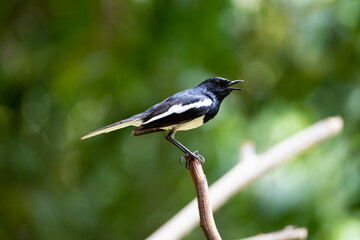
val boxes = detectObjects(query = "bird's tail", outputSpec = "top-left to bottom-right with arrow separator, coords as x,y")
81,114 -> 144,140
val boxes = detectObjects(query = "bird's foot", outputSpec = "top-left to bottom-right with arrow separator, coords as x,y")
179,150 -> 205,168
193,150 -> 205,164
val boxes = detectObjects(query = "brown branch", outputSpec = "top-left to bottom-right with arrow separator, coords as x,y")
188,157 -> 221,240
240,226 -> 308,240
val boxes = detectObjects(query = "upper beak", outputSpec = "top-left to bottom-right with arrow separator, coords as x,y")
227,80 -> 244,90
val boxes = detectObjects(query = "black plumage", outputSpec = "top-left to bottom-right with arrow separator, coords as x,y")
81,77 -> 243,166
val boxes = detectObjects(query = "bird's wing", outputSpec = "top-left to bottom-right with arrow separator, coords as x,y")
136,93 -> 213,131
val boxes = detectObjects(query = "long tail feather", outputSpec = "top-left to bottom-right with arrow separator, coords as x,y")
81,115 -> 143,140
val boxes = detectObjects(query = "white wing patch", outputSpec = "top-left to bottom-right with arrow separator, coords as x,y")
143,98 -> 213,124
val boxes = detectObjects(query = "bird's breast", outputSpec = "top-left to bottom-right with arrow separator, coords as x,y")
161,116 -> 205,132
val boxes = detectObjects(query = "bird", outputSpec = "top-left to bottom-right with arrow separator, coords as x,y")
81,77 -> 243,167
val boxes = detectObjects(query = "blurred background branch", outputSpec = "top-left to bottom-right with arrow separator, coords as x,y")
148,116 -> 343,239
240,226 -> 308,240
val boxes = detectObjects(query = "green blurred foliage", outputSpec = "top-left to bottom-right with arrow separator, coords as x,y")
1,0 -> 360,239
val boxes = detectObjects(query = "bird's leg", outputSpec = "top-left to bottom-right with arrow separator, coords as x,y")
165,130 -> 205,167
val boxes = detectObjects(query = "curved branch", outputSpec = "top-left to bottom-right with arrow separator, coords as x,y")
188,157 -> 221,240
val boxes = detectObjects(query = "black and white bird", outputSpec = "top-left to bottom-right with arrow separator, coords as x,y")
81,77 -> 243,166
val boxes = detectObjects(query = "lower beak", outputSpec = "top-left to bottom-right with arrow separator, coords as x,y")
227,80 -> 244,90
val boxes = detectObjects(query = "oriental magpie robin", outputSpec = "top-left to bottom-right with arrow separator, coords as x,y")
81,77 -> 243,166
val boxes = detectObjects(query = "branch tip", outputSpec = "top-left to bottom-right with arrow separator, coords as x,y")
326,116 -> 343,134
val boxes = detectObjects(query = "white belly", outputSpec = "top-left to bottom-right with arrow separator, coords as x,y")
161,116 -> 205,132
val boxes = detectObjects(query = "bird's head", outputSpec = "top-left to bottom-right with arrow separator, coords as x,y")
198,77 -> 243,100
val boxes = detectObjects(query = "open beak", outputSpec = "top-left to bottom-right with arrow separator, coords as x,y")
227,80 -> 244,90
